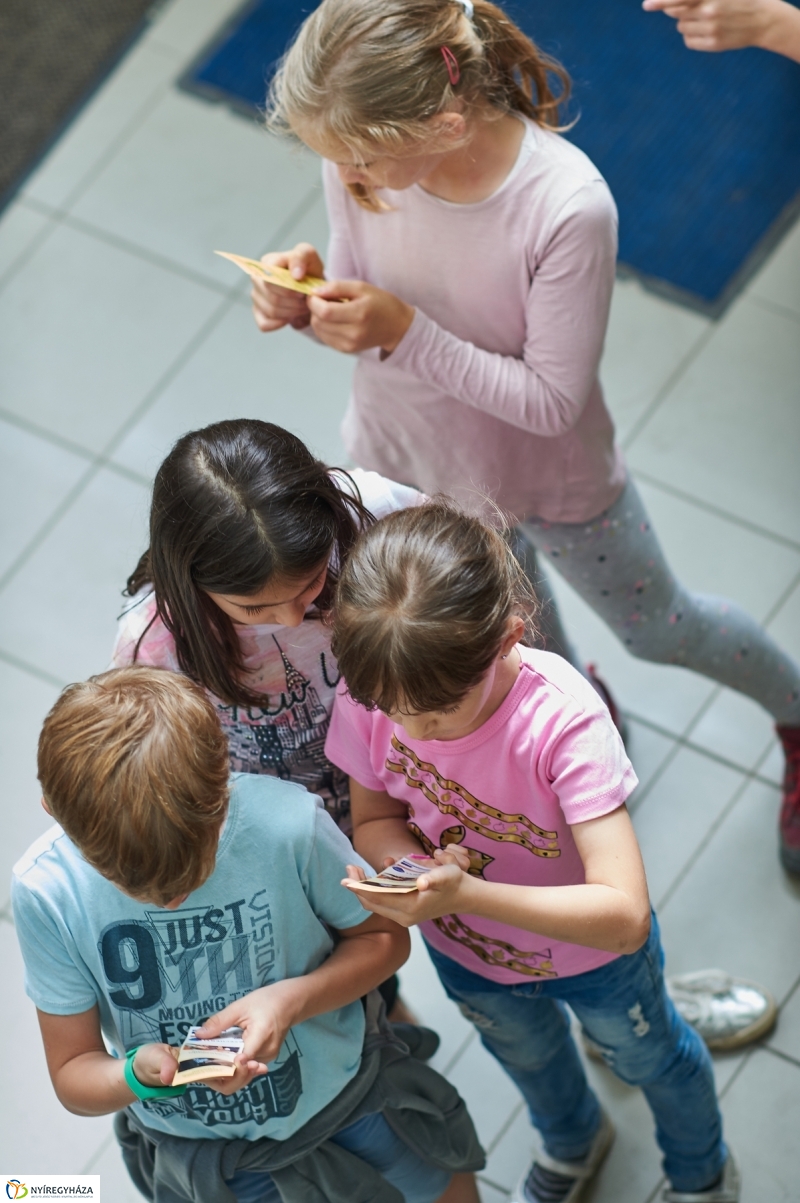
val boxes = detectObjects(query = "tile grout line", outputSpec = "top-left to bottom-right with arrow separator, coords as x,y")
81,1130 -> 116,1176
620,323 -> 716,453
0,80 -> 172,300
763,1045 -> 800,1072
0,648 -> 69,689
0,186 -> 324,600
746,292 -> 800,327
624,710 -> 778,790
0,461 -> 103,596
0,408 -> 151,488
23,200 -> 236,298
630,470 -> 800,555
484,1099 -> 525,1156
655,740 -> 774,913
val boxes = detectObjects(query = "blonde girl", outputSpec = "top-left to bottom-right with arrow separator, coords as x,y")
249,0 -> 800,885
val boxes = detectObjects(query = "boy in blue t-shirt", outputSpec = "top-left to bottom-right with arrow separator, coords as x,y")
12,667 -> 481,1203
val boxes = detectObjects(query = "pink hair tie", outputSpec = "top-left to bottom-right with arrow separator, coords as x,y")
440,45 -> 460,86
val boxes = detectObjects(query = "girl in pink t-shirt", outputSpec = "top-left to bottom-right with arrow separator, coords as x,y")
249,0 -> 800,876
325,502 -> 738,1203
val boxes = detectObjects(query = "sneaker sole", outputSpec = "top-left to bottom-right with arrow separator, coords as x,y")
702,994 -> 778,1052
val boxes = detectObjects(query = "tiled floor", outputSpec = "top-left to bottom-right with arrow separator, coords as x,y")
1,0 -> 799,1197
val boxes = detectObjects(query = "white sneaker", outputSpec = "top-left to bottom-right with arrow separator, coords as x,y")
581,971 -> 776,1060
663,1148 -> 740,1202
510,1107 -> 615,1203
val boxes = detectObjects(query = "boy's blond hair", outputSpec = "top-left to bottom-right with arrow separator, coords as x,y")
37,667 -> 229,907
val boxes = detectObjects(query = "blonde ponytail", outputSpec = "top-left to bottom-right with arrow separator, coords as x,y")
267,0 -> 571,210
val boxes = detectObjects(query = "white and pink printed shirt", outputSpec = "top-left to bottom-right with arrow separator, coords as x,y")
112,470 -> 422,834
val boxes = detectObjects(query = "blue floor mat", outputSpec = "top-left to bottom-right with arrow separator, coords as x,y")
181,0 -> 800,315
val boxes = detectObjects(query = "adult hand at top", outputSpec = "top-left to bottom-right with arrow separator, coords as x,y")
642,0 -> 800,61
251,242 -> 325,333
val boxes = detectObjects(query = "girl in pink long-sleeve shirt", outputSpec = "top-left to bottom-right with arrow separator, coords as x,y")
250,0 -> 800,881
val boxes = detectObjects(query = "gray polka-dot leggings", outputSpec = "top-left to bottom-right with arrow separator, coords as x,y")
513,476 -> 800,726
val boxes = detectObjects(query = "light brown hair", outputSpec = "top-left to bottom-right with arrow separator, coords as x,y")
331,499 -> 537,713
37,667 -> 230,906
267,0 -> 572,210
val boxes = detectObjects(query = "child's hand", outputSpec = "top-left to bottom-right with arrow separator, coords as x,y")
308,280 -> 415,354
342,847 -> 473,927
251,243 -> 324,332
191,982 -> 301,1094
131,1043 -> 180,1089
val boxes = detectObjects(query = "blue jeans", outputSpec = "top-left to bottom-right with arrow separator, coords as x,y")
226,1110 -> 451,1203
427,912 -> 726,1194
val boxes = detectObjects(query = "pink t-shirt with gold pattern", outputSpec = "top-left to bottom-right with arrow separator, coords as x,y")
325,646 -> 638,982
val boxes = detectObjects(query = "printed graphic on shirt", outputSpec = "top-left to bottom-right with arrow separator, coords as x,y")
218,639 -> 350,830
408,822 -> 495,878
433,913 -> 557,979
97,891 -> 303,1128
387,735 -> 562,857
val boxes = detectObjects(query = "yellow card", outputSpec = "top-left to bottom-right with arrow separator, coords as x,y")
215,251 -> 327,295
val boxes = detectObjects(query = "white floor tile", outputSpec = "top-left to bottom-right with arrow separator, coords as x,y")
746,216 -> 800,322
0,919 -> 114,1172
0,662 -> 62,912
687,688 -> 777,775
632,746 -> 746,907
627,297 -> 800,544
657,778 -> 799,1001
22,39 -> 181,212
84,1135 -> 146,1201
143,0 -> 250,60
0,220 -> 222,454
0,467 -> 150,684
767,977 -> 800,1062
445,1033 -> 526,1151
110,306 -> 353,480
717,1049 -> 800,1201
545,566 -> 717,737
0,421 -> 91,579
397,929 -> 475,1074
765,576 -> 800,665
765,974 -> 800,1069
602,277 -> 709,443
634,479 -> 800,623
624,719 -> 677,802
70,89 -> 322,287
0,201 -> 52,284
477,1178 -> 510,1203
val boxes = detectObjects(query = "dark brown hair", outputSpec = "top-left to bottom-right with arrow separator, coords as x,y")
331,499 -> 537,713
267,0 -> 572,211
38,668 -> 229,906
126,420 -> 374,706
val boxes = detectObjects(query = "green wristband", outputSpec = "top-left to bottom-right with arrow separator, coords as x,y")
123,1046 -> 186,1100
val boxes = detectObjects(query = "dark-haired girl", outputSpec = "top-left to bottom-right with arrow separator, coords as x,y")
112,419 -> 423,1020
327,502 -> 739,1203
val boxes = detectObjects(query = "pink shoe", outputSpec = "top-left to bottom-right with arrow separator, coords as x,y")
776,724 -> 800,875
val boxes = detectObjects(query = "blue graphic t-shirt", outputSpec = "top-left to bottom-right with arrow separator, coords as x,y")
12,773 -> 373,1141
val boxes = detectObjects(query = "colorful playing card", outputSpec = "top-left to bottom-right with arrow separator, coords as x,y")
343,856 -> 436,894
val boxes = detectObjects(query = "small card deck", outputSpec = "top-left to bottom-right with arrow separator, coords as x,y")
344,856 -> 436,894
172,1025 -> 245,1086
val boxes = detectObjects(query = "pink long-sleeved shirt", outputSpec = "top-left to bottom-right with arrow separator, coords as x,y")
323,119 -> 626,524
